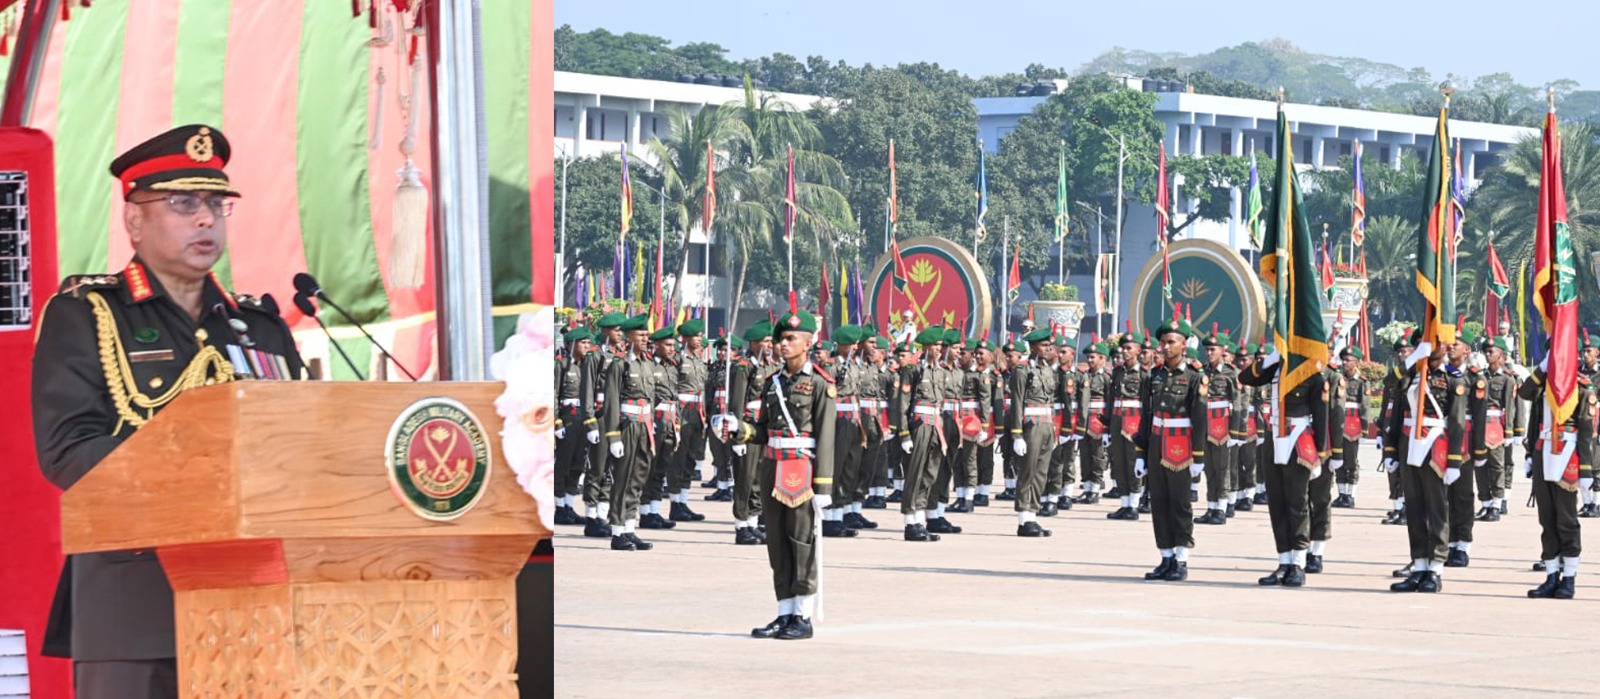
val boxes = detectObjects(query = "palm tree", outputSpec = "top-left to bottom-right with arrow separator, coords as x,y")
716,80 -> 853,329
1471,123 -> 1600,324
1359,215 -> 1420,324
644,107 -> 741,314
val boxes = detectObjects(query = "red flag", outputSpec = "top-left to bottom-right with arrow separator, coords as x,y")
819,264 -> 831,339
783,144 -> 797,244
1006,245 -> 1021,301
1320,239 -> 1335,296
1156,141 -> 1172,303
650,242 -> 665,330
1535,108 -> 1579,427
890,238 -> 909,291
888,139 -> 898,224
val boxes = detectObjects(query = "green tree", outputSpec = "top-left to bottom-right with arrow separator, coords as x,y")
642,106 -> 742,312
554,153 -> 665,298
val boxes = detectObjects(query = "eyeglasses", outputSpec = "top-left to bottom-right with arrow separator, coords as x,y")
131,193 -> 235,217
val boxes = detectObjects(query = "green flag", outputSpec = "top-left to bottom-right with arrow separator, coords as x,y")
1246,151 -> 1264,249
1054,139 -> 1068,242
1416,106 -> 1454,348
1259,107 -> 1328,421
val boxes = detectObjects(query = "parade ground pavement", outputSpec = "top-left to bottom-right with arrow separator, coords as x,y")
555,443 -> 1597,698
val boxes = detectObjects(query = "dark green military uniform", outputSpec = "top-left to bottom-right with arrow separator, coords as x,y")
1471,338 -> 1520,519
33,260 -> 306,676
928,329 -> 965,525
1134,319 -> 1210,580
705,338 -> 740,503
865,339 -> 896,505
1238,351 -> 1328,584
825,326 -> 866,536
1520,365 -> 1591,596
1379,339 -> 1413,524
667,321 -> 709,521
1387,353 -> 1468,591
1199,332 -> 1239,522
1309,366 -> 1339,545
892,328 -> 951,541
1331,349 -> 1368,505
555,327 -> 597,525
1107,333 -> 1149,519
1047,344 -> 1078,508
739,309 -> 835,640
954,339 -> 996,510
582,315 -> 627,532
639,327 -> 682,530
603,314 -> 669,550
1076,344 -> 1112,502
1444,331 -> 1486,560
1006,328 -> 1059,536
729,323 -> 775,542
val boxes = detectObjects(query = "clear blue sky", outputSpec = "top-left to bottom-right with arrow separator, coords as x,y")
555,0 -> 1600,91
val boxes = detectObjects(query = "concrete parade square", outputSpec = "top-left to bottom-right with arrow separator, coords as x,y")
557,443 -> 1597,699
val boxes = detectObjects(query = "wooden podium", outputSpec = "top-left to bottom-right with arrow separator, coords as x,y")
59,381 -> 549,698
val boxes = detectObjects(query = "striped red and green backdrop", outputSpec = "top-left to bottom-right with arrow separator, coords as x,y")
2,0 -> 554,377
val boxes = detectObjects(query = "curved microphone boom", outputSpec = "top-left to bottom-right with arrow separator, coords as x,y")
296,291 -> 366,381
293,272 -> 418,380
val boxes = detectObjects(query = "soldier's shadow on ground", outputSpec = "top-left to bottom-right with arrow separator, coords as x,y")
553,623 -> 752,639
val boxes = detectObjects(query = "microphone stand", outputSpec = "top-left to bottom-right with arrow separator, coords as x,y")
314,291 -> 420,380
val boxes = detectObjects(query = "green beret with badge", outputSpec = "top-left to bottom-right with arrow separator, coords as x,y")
742,322 -> 772,343
565,327 -> 594,344
943,327 -> 962,346
915,327 -> 946,346
773,309 -> 818,339
1023,327 -> 1052,344
597,312 -> 626,329
1341,346 -> 1363,360
1153,317 -> 1193,340
649,326 -> 675,342
620,313 -> 650,332
677,319 -> 704,337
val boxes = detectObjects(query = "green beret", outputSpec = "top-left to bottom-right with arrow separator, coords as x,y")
596,312 -> 626,329
620,313 -> 650,332
565,327 -> 594,344
1118,332 -> 1141,347
915,327 -> 946,346
1488,337 -> 1512,353
774,310 -> 818,338
1245,342 -> 1260,354
677,319 -> 704,337
1088,342 -> 1109,356
1341,346 -> 1363,360
1023,328 -> 1052,344
1408,328 -> 1423,346
875,336 -> 891,351
943,328 -> 961,346
817,340 -> 836,351
862,324 -> 878,337
742,322 -> 772,343
1586,332 -> 1600,350
729,336 -> 746,350
1054,334 -> 1071,347
1153,318 -> 1193,340
649,326 -> 675,342
1456,327 -> 1480,346
1141,332 -> 1156,349
1185,347 -> 1200,360
896,342 -> 915,354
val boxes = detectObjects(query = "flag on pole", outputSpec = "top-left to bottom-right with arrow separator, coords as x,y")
703,140 -> 716,235
1350,140 -> 1367,246
1095,254 -> 1115,315
1260,106 -> 1329,430
889,139 -> 898,226
783,144 -> 797,245
1007,245 -> 1022,302
620,144 -> 633,235
1411,101 -> 1455,438
839,263 -> 850,326
1156,141 -> 1172,303
819,262 -> 831,328
1321,239 -> 1335,300
1534,105 -> 1579,427
1451,138 -> 1467,247
633,244 -> 647,306
891,238 -> 909,291
1487,240 -> 1510,299
649,241 -> 664,330
1245,150 -> 1264,250
1054,139 -> 1068,242
1518,258 -> 1531,362
851,263 -> 865,325
976,139 -> 989,244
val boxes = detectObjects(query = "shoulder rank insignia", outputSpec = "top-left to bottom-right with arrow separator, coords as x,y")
58,274 -> 120,298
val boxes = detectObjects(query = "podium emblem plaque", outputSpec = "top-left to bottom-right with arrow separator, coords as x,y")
386,396 -> 493,521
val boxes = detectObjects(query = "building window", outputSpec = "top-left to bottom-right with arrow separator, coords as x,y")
686,242 -> 727,276
1379,145 -> 1391,163
1300,138 -> 1313,164
1339,141 -> 1351,158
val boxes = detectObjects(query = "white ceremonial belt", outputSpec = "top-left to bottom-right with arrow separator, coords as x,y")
746,401 -> 763,410
678,394 -> 702,403
1402,418 -> 1446,467
1486,408 -> 1504,419
560,399 -> 582,407
913,406 -> 942,417
1152,417 -> 1191,428
1343,401 -> 1361,409
941,402 -> 957,412
1114,400 -> 1141,408
1285,416 -> 1312,427
1273,417 -> 1312,464
620,404 -> 651,416
837,405 -> 859,413
768,437 -> 816,449
1402,417 -> 1445,429
1088,401 -> 1107,409
1206,400 -> 1231,410
859,400 -> 881,409
959,401 -> 981,409
714,390 -> 728,400
1024,407 -> 1053,417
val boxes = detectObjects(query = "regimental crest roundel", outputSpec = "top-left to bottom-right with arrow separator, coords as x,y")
385,397 -> 493,521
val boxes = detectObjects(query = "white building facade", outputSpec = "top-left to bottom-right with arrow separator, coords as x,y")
976,87 -> 1538,324
553,71 -> 825,331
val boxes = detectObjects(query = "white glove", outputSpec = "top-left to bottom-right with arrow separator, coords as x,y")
1330,459 -> 1343,471
1474,459 -> 1486,468
1226,438 -> 1242,447
901,438 -> 914,454
1405,341 -> 1432,369
978,431 -> 990,443
732,444 -> 748,456
1013,438 -> 1028,456
1102,434 -> 1112,448
1525,457 -> 1533,478
1262,348 -> 1282,368
1310,466 -> 1323,480
609,441 -> 625,459
811,493 -> 832,514
1058,435 -> 1071,445
1539,354 -> 1549,373
1383,458 -> 1399,473
586,429 -> 600,444
1189,462 -> 1205,478
1134,458 -> 1147,479
1255,437 -> 1265,446
555,426 -> 566,440
1444,467 -> 1461,485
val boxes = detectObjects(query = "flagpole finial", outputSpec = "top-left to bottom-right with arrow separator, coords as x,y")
1548,86 -> 1557,113
1276,86 -> 1284,106
1440,77 -> 1455,105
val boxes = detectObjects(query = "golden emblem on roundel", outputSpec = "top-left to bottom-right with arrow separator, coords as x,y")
186,127 -> 214,163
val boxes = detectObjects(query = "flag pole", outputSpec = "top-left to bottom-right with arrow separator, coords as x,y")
1002,215 -> 1010,341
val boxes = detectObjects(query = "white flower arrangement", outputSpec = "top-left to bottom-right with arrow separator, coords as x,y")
490,307 -> 555,531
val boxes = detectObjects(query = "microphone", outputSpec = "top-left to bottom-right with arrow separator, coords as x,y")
296,291 -> 366,381
293,272 -> 418,380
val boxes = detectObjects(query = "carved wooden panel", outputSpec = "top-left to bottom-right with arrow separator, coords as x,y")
177,586 -> 295,698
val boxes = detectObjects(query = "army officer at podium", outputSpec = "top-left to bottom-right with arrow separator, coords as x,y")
31,125 -> 304,698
